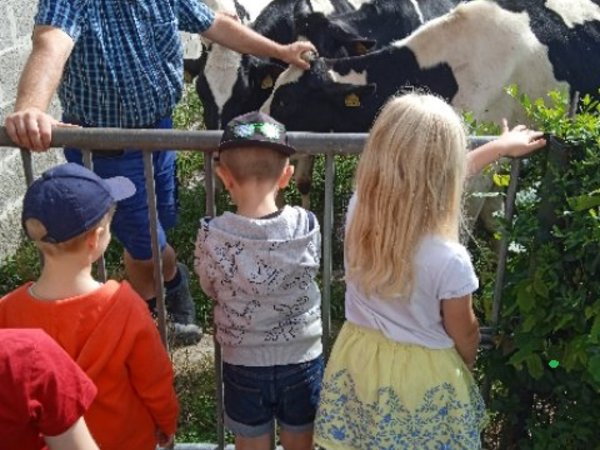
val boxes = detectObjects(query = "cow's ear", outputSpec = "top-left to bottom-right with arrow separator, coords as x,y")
293,0 -> 314,22
252,62 -> 286,90
324,83 -> 377,107
345,39 -> 377,56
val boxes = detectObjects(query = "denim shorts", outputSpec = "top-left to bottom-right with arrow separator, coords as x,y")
64,117 -> 177,260
223,355 -> 324,437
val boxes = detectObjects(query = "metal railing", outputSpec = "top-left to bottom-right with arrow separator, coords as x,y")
0,127 -> 508,449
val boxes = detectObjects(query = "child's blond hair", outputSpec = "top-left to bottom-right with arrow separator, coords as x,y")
218,146 -> 288,183
345,93 -> 467,300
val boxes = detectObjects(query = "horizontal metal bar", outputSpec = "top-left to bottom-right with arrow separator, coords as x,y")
0,127 -> 496,154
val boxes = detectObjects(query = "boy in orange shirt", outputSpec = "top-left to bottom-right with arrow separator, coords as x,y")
0,163 -> 179,450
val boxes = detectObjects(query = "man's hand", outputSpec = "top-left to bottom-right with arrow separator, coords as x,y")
4,107 -> 59,152
202,14 -> 317,70
278,41 -> 318,70
6,25 -> 74,152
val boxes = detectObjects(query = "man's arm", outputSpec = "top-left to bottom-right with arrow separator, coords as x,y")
201,12 -> 316,70
4,25 -> 74,151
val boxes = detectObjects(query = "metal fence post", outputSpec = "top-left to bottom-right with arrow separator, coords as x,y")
322,153 -> 335,355
143,151 -> 169,350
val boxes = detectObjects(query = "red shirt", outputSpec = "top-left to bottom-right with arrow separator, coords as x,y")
0,281 -> 179,450
0,328 -> 97,450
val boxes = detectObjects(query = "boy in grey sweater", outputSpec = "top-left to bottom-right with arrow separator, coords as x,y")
194,111 -> 322,450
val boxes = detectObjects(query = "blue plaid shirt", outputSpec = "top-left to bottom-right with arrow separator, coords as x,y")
36,0 -> 215,127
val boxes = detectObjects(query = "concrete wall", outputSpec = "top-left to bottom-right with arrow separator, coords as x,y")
0,9 -> 202,262
0,0 -> 64,261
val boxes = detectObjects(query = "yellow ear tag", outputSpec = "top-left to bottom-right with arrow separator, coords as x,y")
261,75 -> 274,89
355,42 -> 369,55
345,93 -> 361,107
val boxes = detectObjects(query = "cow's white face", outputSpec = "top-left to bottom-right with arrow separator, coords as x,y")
545,0 -> 600,28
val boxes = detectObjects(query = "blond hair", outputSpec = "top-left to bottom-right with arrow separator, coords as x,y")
25,207 -> 115,256
218,146 -> 288,183
345,93 -> 467,300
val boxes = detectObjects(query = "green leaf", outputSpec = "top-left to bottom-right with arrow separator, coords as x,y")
554,314 -> 574,332
493,173 -> 511,187
588,355 -> 600,384
522,314 -> 538,332
526,354 -> 544,379
590,315 -> 600,342
567,194 -> 600,211
533,271 -> 549,299
585,304 -> 600,319
517,283 -> 536,312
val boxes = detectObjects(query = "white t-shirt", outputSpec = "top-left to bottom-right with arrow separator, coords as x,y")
344,195 -> 479,349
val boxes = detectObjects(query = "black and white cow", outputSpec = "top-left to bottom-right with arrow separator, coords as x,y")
262,0 -> 600,220
293,0 -> 461,58
187,0 -> 361,130
265,0 -> 600,130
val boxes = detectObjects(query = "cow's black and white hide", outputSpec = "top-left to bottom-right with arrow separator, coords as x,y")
286,0 -> 462,203
293,0 -> 461,58
266,0 -> 600,129
186,0 -> 362,130
262,0 -> 600,225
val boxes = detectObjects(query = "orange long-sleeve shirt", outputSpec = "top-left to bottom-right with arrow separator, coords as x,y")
0,280 -> 179,450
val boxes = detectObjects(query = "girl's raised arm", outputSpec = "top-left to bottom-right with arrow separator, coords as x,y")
467,119 -> 546,176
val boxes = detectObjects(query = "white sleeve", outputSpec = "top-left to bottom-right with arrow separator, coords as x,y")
437,246 -> 479,300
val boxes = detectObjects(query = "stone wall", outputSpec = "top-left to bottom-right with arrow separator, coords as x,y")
0,0 -> 63,261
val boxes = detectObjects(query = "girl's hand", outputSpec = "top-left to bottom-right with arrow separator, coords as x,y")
497,118 -> 547,158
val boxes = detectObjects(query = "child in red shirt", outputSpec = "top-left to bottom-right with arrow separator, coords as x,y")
0,328 -> 98,450
0,163 -> 179,450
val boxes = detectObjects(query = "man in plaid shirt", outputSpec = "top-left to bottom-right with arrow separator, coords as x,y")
5,0 -> 315,346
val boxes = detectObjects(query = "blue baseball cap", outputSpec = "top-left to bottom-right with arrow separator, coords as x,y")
22,163 -> 136,243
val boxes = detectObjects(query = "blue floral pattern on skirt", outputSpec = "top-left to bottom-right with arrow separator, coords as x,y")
315,369 -> 485,450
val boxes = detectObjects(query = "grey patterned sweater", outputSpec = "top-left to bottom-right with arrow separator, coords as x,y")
194,205 -> 322,366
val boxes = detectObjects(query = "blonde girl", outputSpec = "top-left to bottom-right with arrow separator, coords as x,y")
314,93 -> 545,449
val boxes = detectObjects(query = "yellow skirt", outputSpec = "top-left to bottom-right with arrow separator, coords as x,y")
315,322 -> 486,450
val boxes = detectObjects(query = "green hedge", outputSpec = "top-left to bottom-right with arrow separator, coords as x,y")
481,88 -> 600,449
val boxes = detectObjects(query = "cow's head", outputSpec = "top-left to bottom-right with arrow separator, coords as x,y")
293,0 -> 376,58
263,58 -> 377,132
195,49 -> 286,129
